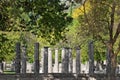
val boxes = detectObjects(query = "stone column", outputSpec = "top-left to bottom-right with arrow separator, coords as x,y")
15,42 -> 21,73
88,41 -> 94,75
61,48 -> 69,73
54,48 -> 59,73
48,48 -> 52,73
3,61 -> 6,71
43,47 -> 48,74
21,46 -> 27,73
65,48 -> 69,73
69,48 -> 73,73
41,48 -> 44,73
34,43 -> 40,74
73,59 -> 76,73
61,48 -> 65,73
76,47 -> 81,74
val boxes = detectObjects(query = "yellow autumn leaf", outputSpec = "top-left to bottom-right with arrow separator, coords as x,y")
72,1 -> 91,18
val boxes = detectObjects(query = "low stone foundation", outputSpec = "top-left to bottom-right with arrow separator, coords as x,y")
0,73 -> 89,80
0,73 -> 120,80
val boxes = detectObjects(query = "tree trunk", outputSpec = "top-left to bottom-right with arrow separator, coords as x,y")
0,61 -> 3,73
106,47 -> 117,80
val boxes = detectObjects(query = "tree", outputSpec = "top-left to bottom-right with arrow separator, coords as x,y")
74,0 -> 120,79
0,0 -> 72,45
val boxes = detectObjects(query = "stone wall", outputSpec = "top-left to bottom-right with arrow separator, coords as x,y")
0,73 -> 120,80
0,73 -> 90,80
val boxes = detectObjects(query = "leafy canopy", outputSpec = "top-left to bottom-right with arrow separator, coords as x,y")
0,0 -> 72,45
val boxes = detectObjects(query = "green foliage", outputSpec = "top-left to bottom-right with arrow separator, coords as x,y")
26,0 -> 73,45
94,41 -> 106,61
1,0 -> 72,45
0,32 -> 16,61
0,33 -> 8,61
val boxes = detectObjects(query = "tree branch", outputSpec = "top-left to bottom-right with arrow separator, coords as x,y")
109,1 -> 116,42
83,0 -> 95,38
97,35 -> 106,45
83,0 -> 90,26
113,23 -> 120,44
115,41 -> 120,55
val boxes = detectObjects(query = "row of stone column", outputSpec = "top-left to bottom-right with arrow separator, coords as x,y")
15,42 -> 39,74
38,46 -> 81,74
15,42 -> 94,75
